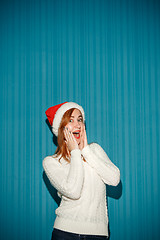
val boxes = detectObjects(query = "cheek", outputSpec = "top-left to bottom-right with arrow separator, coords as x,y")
68,126 -> 73,131
65,123 -> 73,131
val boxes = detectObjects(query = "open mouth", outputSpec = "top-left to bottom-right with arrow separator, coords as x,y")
73,131 -> 80,139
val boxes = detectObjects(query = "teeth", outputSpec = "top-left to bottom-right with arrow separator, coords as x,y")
73,132 -> 80,136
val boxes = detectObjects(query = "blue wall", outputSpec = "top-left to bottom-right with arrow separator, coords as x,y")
0,0 -> 160,239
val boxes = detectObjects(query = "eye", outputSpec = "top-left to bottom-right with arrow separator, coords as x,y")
69,119 -> 73,123
78,118 -> 83,122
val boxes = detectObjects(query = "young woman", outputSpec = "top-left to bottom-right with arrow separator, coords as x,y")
43,102 -> 120,240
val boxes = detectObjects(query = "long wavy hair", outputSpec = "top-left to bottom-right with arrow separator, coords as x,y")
54,108 -> 84,162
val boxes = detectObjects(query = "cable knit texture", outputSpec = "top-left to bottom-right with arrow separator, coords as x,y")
43,143 -> 120,236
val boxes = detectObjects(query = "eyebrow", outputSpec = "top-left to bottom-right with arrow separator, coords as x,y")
70,114 -> 83,118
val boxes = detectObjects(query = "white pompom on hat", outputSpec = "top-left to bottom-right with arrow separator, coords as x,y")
45,102 -> 85,136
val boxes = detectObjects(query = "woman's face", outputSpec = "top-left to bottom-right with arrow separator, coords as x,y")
65,109 -> 84,145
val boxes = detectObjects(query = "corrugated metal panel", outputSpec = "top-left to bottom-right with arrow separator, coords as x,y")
0,0 -> 160,239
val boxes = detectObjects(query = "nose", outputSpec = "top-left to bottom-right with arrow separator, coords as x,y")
74,120 -> 81,128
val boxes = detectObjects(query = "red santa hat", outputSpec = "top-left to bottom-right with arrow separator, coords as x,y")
45,102 -> 85,136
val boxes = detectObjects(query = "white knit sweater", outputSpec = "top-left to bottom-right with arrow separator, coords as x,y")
43,143 -> 120,236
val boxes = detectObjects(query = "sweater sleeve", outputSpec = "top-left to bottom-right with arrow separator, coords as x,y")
42,149 -> 84,200
81,143 -> 120,186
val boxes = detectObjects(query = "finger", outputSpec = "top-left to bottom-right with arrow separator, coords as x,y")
65,128 -> 74,143
64,128 -> 70,142
81,125 -> 85,140
83,129 -> 86,139
84,129 -> 88,146
69,133 -> 77,147
70,131 -> 75,141
67,129 -> 73,141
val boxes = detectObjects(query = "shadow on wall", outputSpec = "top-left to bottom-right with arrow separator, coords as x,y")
106,180 -> 122,199
43,171 -> 61,206
46,119 -> 58,146
42,120 -> 61,205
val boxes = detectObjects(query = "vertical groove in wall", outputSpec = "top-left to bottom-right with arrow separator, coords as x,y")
0,0 -> 160,239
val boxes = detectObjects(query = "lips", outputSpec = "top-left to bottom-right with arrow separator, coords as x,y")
73,131 -> 80,139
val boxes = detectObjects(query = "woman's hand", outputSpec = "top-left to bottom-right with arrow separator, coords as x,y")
79,124 -> 88,150
64,127 -> 79,152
